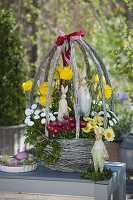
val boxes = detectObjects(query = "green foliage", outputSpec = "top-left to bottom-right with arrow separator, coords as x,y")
0,9 -> 26,125
25,118 -> 45,145
113,109 -> 133,138
113,22 -> 133,82
35,139 -> 60,165
81,166 -> 113,182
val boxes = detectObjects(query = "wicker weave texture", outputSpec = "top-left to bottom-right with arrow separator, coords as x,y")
45,139 -> 94,172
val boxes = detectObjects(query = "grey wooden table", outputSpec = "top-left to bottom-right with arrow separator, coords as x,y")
0,162 -> 126,200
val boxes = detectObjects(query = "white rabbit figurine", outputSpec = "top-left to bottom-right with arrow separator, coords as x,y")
58,85 -> 69,121
78,68 -> 92,116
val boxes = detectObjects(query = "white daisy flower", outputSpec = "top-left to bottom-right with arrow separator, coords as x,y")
24,118 -> 31,124
53,112 -> 58,115
31,104 -> 37,110
26,116 -> 30,119
50,115 -> 56,121
40,112 -> 46,117
41,118 -> 46,124
49,112 -> 53,116
25,109 -> 33,116
104,128 -> 115,142
34,115 -> 40,120
34,109 -> 41,115
109,120 -> 114,126
28,121 -> 34,126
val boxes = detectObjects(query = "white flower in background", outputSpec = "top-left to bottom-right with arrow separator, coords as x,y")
112,118 -> 117,124
109,120 -> 114,126
107,113 -> 111,118
41,112 -> 46,117
31,104 -> 37,110
54,112 -> 58,115
28,121 -> 34,126
49,112 -> 53,116
41,118 -> 46,124
34,109 -> 41,115
25,109 -> 33,116
34,115 -> 40,120
50,115 -> 56,121
26,116 -> 30,119
24,117 -> 31,124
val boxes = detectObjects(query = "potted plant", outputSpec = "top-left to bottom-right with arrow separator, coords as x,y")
0,9 -> 27,155
107,105 -> 133,162
106,92 -> 133,162
23,30 -> 119,172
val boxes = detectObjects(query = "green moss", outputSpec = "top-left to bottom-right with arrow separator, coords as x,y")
81,166 -> 113,182
35,139 -> 60,165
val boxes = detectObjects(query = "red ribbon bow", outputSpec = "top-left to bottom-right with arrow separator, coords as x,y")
55,29 -> 85,66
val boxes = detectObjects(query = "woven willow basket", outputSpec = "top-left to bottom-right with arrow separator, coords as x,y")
45,139 -> 94,172
29,30 -> 113,173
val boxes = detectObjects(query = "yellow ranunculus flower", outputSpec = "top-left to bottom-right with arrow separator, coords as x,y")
82,123 -> 92,133
93,115 -> 103,126
93,74 -> 106,84
104,128 -> 115,141
22,80 -> 33,91
39,96 -> 46,106
39,95 -> 53,106
39,82 -> 54,95
39,82 -> 48,95
59,66 -> 73,80
99,84 -> 112,99
104,85 -> 112,99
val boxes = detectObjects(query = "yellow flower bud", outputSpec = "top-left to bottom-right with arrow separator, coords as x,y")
22,80 -> 33,91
